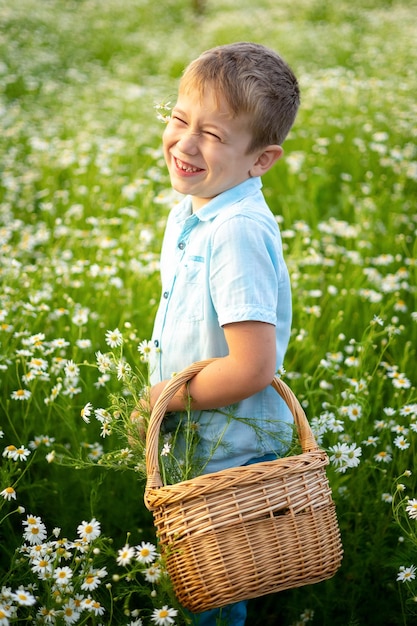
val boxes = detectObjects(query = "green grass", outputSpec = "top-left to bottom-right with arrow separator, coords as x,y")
0,0 -> 416,623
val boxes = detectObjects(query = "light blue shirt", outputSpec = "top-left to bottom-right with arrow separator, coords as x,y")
150,177 -> 293,474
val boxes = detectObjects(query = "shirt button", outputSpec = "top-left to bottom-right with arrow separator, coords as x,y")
154,340 -> 159,348
178,242 -> 185,250
163,291 -> 169,299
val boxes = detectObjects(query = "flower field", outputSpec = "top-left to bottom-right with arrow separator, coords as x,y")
0,0 -> 416,624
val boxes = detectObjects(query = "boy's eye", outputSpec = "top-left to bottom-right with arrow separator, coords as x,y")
204,130 -> 222,141
172,115 -> 187,125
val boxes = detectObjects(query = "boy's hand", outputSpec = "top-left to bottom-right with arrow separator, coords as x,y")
129,387 -> 152,444
129,381 -> 173,445
129,402 -> 148,444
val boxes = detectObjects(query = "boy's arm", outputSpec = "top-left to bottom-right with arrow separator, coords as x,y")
148,320 -> 277,412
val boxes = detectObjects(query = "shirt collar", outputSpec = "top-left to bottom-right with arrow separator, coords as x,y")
172,177 -> 263,224
196,177 -> 263,222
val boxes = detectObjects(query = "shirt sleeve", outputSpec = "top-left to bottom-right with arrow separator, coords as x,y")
209,211 -> 283,327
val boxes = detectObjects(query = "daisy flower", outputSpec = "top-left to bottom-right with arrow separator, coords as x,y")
3,445 -> 17,459
361,436 -> 379,447
136,541 -> 157,564
31,554 -> 53,578
81,569 -> 104,591
29,435 -> 55,449
46,450 -> 56,463
64,360 -> 80,380
117,544 -> 135,566
27,332 -> 46,347
100,422 -> 112,438
23,514 -> 43,527
344,356 -> 359,368
381,493 -> 393,504
0,605 -> 11,623
328,442 -> 350,467
94,373 -> 111,388
374,450 -> 392,463
11,389 -> 32,401
9,446 -> 31,462
37,607 -> 57,622
391,424 -> 409,435
61,599 -> 81,624
50,338 -> 70,350
405,499 -> 417,520
81,402 -> 93,424
82,597 -> 105,616
144,564 -> 162,583
1,486 -> 16,501
116,359 -> 132,381
54,566 -> 73,586
138,339 -> 155,363
11,586 -> 37,606
94,408 -> 111,424
394,435 -> 410,450
28,357 -> 49,371
76,338 -> 92,350
72,308 -> 89,326
23,518 -> 48,545
400,404 -> 417,417
87,443 -> 104,461
105,328 -> 123,348
397,565 -> 416,582
96,351 -> 112,373
161,442 -> 171,457
151,605 -> 178,626
346,404 -> 362,421
348,378 -> 367,392
77,518 -> 101,542
329,442 -> 361,473
62,383 -> 81,398
392,375 -> 411,389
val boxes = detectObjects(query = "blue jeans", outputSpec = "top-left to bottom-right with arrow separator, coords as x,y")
186,601 -> 248,626
186,454 -> 276,626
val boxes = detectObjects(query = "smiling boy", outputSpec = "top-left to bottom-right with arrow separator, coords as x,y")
141,42 -> 299,625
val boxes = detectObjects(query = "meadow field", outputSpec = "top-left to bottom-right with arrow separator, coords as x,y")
0,0 -> 416,624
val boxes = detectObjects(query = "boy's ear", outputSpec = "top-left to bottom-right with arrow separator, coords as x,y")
249,145 -> 283,177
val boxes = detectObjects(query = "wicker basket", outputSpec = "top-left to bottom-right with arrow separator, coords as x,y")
144,360 -> 343,613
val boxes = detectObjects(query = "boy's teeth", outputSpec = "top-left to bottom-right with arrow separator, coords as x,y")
177,158 -> 200,172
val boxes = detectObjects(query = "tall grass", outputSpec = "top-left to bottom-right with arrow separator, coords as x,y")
0,0 -> 416,624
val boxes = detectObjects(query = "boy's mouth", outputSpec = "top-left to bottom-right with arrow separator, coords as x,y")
174,157 -> 204,174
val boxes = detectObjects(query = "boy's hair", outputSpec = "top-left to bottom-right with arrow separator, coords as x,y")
179,42 -> 300,153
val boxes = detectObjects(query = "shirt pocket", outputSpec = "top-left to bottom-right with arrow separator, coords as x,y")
174,255 -> 205,321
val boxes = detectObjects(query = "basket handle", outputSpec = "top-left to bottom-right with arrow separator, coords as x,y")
145,358 -> 318,491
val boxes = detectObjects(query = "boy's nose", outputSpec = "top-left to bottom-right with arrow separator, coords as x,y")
176,130 -> 199,155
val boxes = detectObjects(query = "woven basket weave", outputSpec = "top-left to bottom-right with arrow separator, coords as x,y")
144,360 -> 343,613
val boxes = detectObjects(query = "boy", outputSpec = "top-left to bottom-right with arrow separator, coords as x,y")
140,42 -> 299,625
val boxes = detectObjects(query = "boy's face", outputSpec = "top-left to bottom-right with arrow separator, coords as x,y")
163,86 -> 260,211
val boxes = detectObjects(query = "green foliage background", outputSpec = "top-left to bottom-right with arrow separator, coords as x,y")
0,0 -> 416,624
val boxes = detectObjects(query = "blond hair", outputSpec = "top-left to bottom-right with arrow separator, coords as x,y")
179,42 -> 300,152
